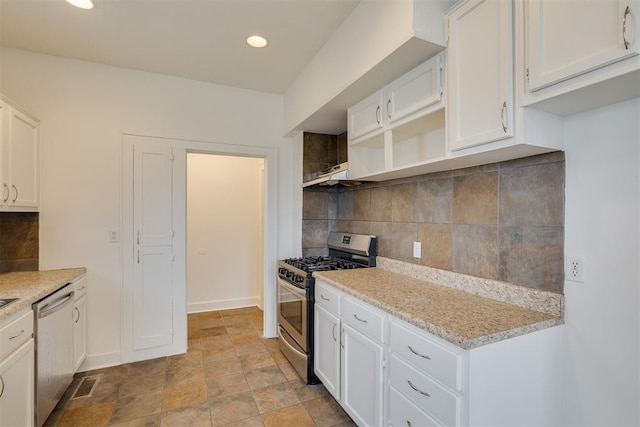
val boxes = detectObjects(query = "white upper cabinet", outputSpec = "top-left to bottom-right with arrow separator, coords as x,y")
0,96 -> 40,212
447,0 -> 514,151
348,55 -> 444,144
526,0 -> 640,93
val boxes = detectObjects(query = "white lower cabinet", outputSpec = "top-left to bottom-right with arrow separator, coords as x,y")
314,304 -> 341,400
341,323 -> 384,426
314,279 -> 563,427
73,275 -> 88,371
0,309 -> 35,427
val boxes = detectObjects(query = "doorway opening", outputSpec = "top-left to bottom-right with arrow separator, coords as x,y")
186,153 -> 265,315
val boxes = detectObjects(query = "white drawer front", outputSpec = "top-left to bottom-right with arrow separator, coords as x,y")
342,295 -> 385,342
74,275 -> 87,300
390,355 -> 460,427
389,385 -> 442,427
0,310 -> 33,360
315,281 -> 340,315
390,320 -> 461,390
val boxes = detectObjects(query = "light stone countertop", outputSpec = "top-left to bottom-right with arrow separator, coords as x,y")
0,268 -> 87,321
313,267 -> 563,350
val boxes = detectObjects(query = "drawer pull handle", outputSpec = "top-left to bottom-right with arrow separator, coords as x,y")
320,294 -> 330,301
623,6 -> 632,50
408,380 -> 431,398
0,376 -> 4,398
375,105 -> 381,124
408,345 -> 431,360
353,314 -> 368,323
332,323 -> 337,342
8,329 -> 24,340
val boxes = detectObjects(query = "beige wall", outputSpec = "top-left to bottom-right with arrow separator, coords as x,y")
303,152 -> 565,293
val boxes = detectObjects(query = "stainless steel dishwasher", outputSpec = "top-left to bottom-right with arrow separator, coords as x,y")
33,283 -> 75,427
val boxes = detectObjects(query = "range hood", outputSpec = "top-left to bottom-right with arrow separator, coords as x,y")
302,162 -> 362,187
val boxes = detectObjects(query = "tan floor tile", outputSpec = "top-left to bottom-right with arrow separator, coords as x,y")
209,391 -> 260,425
217,415 -> 264,427
201,344 -> 236,362
239,352 -> 276,371
252,382 -> 301,414
119,373 -> 166,398
160,403 -> 212,427
127,358 -> 168,378
261,339 -> 280,353
229,331 -> 261,346
109,414 -> 161,427
57,400 -> 115,427
110,392 -> 163,424
167,350 -> 203,370
199,335 -> 233,349
199,326 -> 229,338
196,311 -> 222,320
163,380 -> 208,411
245,365 -> 288,390
288,379 -> 330,402
206,372 -> 249,400
166,364 -> 205,388
261,404 -> 315,427
278,362 -> 302,382
270,350 -> 287,364
198,317 -> 226,329
233,339 -> 267,356
203,356 -> 242,378
66,380 -> 121,410
304,396 -> 352,427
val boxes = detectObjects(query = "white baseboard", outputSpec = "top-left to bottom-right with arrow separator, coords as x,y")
78,351 -> 121,372
188,296 -> 260,313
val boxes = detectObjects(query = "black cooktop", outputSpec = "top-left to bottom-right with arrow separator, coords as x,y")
282,256 -> 367,273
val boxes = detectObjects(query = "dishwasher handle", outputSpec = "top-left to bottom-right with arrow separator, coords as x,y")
38,291 -> 75,319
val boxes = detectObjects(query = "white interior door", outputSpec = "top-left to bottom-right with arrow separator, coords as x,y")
123,135 -> 186,362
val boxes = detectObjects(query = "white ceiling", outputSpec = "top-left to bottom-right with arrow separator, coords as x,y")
0,0 -> 360,94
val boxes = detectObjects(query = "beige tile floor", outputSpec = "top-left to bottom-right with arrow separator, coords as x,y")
44,307 -> 354,427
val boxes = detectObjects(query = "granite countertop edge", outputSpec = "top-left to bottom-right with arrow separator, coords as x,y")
313,269 -> 563,350
0,268 -> 87,322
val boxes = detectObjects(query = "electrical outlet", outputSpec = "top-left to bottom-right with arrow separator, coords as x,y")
413,241 -> 421,258
566,256 -> 584,283
109,230 -> 119,243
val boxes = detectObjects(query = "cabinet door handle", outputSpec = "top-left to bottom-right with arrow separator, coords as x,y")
332,323 -> 337,342
0,376 -> 4,399
500,101 -> 508,133
320,294 -> 330,302
353,314 -> 368,323
407,380 -> 431,397
340,327 -> 344,349
137,230 -> 140,245
74,306 -> 80,323
8,329 -> 24,340
406,421 -> 413,427
11,184 -> 17,203
375,105 -> 381,124
408,345 -> 431,360
623,6 -> 632,50
386,98 -> 392,119
2,183 -> 8,203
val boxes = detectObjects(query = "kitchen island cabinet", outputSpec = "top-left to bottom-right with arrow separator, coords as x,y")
314,260 -> 564,426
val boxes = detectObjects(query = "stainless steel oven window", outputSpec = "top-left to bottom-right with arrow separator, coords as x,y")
277,277 -> 307,349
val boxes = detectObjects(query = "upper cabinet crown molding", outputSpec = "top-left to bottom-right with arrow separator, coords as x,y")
283,0 -> 456,136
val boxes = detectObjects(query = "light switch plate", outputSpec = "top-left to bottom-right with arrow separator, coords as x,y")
413,241 -> 421,258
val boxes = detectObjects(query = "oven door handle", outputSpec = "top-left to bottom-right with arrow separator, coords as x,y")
278,277 -> 306,298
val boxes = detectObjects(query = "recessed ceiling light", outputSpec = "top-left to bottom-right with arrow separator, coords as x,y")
65,0 -> 94,9
246,35 -> 268,48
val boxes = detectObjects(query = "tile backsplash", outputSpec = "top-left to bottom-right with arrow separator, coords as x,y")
0,212 -> 39,273
303,152 -> 565,293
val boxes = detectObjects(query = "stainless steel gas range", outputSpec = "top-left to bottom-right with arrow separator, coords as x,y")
277,232 -> 377,384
